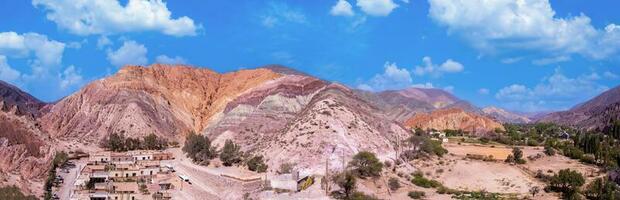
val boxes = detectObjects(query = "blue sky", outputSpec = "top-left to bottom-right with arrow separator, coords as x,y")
0,0 -> 618,113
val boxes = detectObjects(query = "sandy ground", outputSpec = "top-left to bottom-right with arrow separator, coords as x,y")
523,153 -> 602,181
56,159 -> 86,200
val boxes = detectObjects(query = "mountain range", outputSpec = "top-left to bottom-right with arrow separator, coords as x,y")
0,64 -> 617,195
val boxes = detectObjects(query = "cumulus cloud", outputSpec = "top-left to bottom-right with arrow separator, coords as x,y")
0,32 -> 85,100
357,62 -> 412,91
532,55 -> 571,66
32,0 -> 199,37
0,55 -> 21,84
107,40 -> 148,67
59,65 -> 83,89
0,32 -> 65,68
97,36 -> 112,49
428,0 -> 620,59
261,2 -> 306,28
478,88 -> 490,95
604,71 -> 619,79
155,55 -> 187,64
413,56 -> 464,77
331,0 -> 355,17
495,69 -> 609,112
356,0 -> 399,16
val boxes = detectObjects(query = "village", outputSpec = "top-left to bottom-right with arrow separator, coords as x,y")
51,147 -> 321,200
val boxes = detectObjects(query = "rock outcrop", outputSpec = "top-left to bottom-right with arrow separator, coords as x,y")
40,64 -> 281,142
404,108 -> 504,135
0,80 -> 52,196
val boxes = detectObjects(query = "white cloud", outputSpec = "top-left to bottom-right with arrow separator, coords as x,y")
495,69 -> 609,112
412,82 -> 434,89
500,57 -> 523,64
155,55 -> 187,64
59,65 -> 83,89
261,2 -> 306,28
356,0 -> 399,16
97,36 -> 112,49
0,32 -> 85,100
478,88 -> 490,95
331,0 -> 355,17
32,0 -> 198,37
413,56 -> 464,77
0,32 -> 65,68
604,71 -> 619,79
357,62 -> 412,91
532,55 -> 571,66
0,55 -> 21,85
428,0 -> 620,59
107,40 -> 148,67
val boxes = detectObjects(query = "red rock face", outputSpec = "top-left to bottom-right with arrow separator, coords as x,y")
40,64 -> 282,141
0,81 -> 52,196
404,108 -> 504,135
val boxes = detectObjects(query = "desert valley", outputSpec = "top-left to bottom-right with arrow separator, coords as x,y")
1,64 -> 620,200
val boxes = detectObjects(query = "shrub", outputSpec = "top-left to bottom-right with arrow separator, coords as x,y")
0,185 -> 37,200
278,162 -> 294,174
544,145 -> 556,156
388,177 -> 400,191
408,191 -> 425,199
349,151 -> 383,178
220,140 -> 243,166
332,171 -> 357,199
549,169 -> 585,196
183,132 -> 218,164
411,172 -> 441,188
246,155 -> 268,173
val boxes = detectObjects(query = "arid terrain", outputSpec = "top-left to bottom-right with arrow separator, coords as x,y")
0,64 -> 618,200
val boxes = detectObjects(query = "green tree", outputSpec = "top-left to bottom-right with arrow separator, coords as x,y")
220,139 -> 242,166
332,171 -> 357,199
246,155 -> 268,172
550,169 -> 585,196
349,151 -> 383,178
584,177 -> 620,200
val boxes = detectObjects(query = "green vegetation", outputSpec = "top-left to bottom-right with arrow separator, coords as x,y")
388,177 -> 401,191
348,151 -> 383,178
401,131 -> 448,161
584,177 -> 620,199
331,171 -> 357,199
407,191 -> 425,199
182,132 -> 218,165
547,169 -> 585,199
246,155 -> 268,172
101,132 -> 168,152
0,185 -> 38,200
411,172 -> 442,188
44,151 -> 68,200
219,139 -> 243,166
505,147 -> 526,164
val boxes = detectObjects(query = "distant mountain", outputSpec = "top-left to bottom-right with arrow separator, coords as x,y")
0,81 -> 52,196
540,86 -> 620,130
404,107 -> 504,135
357,87 -> 479,122
482,106 -> 531,124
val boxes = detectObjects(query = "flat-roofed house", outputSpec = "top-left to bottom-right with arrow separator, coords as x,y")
152,152 -> 174,160
110,182 -> 139,200
88,152 -> 111,164
111,153 -> 134,165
